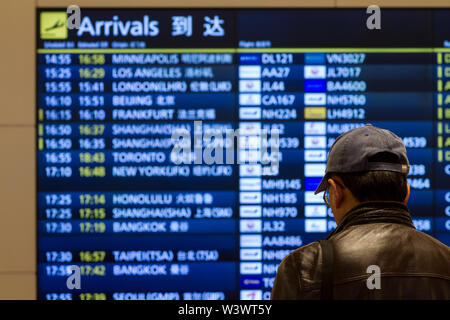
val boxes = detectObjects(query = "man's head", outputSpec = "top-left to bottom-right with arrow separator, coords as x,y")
314,124 -> 410,225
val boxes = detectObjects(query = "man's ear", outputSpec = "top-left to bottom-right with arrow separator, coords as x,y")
327,178 -> 344,209
403,183 -> 410,205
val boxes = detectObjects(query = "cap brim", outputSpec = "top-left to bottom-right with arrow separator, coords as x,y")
314,175 -> 328,195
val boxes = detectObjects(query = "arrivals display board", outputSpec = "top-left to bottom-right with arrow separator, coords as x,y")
37,9 -> 450,300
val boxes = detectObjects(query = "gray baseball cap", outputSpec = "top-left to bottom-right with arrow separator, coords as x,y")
314,124 -> 410,195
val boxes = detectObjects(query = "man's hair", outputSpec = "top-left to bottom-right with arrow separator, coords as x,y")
329,152 -> 408,202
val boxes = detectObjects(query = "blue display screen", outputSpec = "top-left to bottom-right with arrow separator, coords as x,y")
36,9 -> 450,300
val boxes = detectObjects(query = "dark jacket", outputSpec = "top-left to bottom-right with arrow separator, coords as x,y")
271,201 -> 450,299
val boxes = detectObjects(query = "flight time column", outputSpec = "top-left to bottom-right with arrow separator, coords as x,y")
38,52 -> 110,300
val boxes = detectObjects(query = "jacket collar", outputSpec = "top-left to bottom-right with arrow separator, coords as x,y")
326,201 -> 415,240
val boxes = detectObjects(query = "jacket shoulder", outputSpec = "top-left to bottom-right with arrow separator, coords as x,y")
331,223 -> 450,282
287,241 -> 323,289
271,241 -> 323,299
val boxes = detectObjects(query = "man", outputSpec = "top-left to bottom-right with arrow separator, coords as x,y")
271,124 -> 450,299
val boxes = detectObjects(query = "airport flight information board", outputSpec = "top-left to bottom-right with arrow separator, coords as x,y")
37,9 -> 450,300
